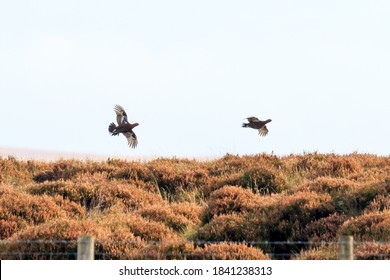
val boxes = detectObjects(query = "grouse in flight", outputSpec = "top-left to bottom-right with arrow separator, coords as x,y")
242,116 -> 272,136
108,105 -> 139,148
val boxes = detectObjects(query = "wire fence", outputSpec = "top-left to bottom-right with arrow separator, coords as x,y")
1,238 -> 389,260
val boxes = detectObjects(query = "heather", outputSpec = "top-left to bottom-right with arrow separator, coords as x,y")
0,153 -> 389,259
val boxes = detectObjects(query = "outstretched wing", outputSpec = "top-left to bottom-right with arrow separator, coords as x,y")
123,131 -> 138,148
258,125 -> 269,136
114,104 -> 128,125
247,116 -> 260,123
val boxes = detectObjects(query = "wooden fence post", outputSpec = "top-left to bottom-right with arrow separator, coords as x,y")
338,235 -> 353,260
77,236 -> 95,260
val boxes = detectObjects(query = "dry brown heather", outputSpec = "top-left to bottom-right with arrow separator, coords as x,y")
0,153 -> 389,259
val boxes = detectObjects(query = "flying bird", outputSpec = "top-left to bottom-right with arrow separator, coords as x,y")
242,116 -> 272,136
108,104 -> 139,148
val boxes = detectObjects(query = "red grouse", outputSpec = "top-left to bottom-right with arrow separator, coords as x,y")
242,116 -> 272,136
108,105 -> 139,148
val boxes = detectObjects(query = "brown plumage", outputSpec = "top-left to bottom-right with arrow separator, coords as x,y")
242,116 -> 272,136
108,104 -> 139,148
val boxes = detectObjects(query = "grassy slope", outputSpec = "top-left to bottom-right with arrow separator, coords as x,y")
0,153 -> 389,259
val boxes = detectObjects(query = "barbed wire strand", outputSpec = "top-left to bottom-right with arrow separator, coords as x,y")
1,240 -> 390,245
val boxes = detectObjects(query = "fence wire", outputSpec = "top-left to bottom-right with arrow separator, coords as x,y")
0,240 -> 389,260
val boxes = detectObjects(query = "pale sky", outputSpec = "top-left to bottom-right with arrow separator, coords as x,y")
1,1 -> 389,158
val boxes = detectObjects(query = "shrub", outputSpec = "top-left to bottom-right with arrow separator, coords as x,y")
137,204 -> 194,232
0,184 -> 84,239
293,245 -> 337,260
295,243 -> 390,260
241,167 -> 287,194
208,153 -> 282,176
1,153 -> 390,260
203,185 -> 262,223
207,154 -> 247,176
2,219 -> 108,259
97,231 -> 145,259
107,162 -> 153,182
1,218 -> 148,260
95,207 -> 177,242
0,219 -> 18,240
258,191 -> 335,241
206,154 -> 286,195
146,158 -> 209,198
205,173 -> 243,195
355,243 -> 390,260
135,238 -> 195,260
27,180 -> 95,206
365,195 -> 390,213
169,202 -> 203,225
348,165 -> 390,183
0,156 -> 46,184
33,160 -> 84,182
197,213 -> 252,241
294,153 -> 360,179
135,239 -> 271,260
335,181 -> 390,215
100,182 -> 163,211
295,177 -> 357,195
338,210 -> 390,241
351,181 -> 390,211
27,176 -> 163,211
303,213 -> 347,243
190,243 -> 270,260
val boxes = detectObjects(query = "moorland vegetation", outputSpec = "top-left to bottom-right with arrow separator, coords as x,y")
0,153 -> 389,259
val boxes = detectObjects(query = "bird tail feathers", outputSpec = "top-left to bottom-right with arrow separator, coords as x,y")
108,122 -> 119,135
242,123 -> 248,128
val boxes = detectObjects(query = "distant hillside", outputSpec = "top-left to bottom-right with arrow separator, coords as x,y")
0,153 -> 389,259
0,146 -> 150,162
